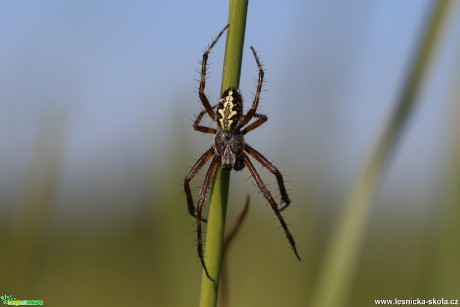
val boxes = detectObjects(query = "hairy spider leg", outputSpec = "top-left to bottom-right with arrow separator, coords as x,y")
184,147 -> 215,221
199,24 -> 229,121
241,113 -> 268,135
194,109 -> 217,134
245,145 -> 291,210
243,154 -> 300,260
238,46 -> 264,128
196,156 -> 220,282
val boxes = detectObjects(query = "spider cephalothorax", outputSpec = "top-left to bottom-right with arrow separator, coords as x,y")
184,25 -> 300,281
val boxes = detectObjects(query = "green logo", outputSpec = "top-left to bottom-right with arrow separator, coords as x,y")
1,294 -> 43,306
0,296 -> 15,305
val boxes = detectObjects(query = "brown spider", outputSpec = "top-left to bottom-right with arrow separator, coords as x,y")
184,25 -> 300,281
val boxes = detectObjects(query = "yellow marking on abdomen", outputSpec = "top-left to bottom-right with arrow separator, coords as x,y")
218,91 -> 240,131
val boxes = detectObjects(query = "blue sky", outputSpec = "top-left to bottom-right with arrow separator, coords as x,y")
1,1 -> 459,217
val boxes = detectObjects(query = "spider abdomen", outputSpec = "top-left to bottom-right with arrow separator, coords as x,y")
214,129 -> 245,170
216,87 -> 243,131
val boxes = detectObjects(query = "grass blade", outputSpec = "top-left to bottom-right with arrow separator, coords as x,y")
199,1 -> 248,307
310,2 -> 453,306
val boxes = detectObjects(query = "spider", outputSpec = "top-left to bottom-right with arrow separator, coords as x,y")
184,25 -> 300,281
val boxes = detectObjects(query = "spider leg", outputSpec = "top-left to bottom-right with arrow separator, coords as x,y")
244,145 -> 291,210
241,113 -> 267,135
238,46 -> 264,129
196,156 -> 220,282
194,106 -> 218,134
184,147 -> 215,221
199,24 -> 229,120
243,154 -> 300,260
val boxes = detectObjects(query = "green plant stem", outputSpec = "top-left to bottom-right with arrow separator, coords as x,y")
310,2 -> 453,307
199,1 -> 248,307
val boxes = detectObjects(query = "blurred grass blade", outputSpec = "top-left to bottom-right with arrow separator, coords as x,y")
310,2 -> 453,307
199,0 -> 248,307
219,195 -> 250,307
0,111 -> 67,292
432,62 -> 460,296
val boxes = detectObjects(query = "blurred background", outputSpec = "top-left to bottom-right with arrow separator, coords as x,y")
1,1 -> 459,306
